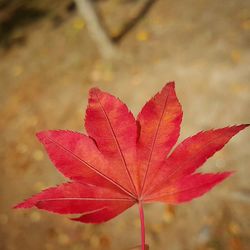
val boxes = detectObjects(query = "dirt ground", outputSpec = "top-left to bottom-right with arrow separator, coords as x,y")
1,0 -> 250,249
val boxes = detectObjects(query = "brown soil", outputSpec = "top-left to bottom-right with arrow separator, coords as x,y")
1,0 -> 250,250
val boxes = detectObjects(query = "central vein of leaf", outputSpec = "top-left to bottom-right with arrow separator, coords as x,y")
95,94 -> 138,197
46,136 -> 136,199
140,91 -> 170,196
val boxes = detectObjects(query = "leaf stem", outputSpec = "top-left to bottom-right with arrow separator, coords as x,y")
138,201 -> 145,250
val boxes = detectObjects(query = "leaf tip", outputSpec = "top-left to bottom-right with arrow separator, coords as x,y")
166,81 -> 175,86
13,201 -> 31,209
230,124 -> 250,135
222,171 -> 235,179
36,131 -> 47,142
89,87 -> 102,97
12,203 -> 21,209
241,124 -> 250,129
162,81 -> 175,91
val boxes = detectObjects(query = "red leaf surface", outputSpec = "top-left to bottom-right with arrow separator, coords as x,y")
145,172 -> 232,204
144,125 -> 248,197
137,82 -> 182,194
85,88 -> 138,194
15,82 -> 249,227
15,182 -> 133,218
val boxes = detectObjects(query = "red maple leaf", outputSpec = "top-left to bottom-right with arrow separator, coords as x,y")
15,82 -> 248,250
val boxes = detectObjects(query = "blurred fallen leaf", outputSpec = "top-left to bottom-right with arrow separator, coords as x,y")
34,181 -> 46,192
33,149 -> 44,161
30,211 -> 41,222
16,143 -> 28,154
136,31 -> 149,41
57,233 -> 70,246
90,234 -> 100,248
73,18 -> 85,30
163,205 -> 176,223
230,50 -> 241,63
228,222 -> 241,235
13,65 -> 23,77
99,234 -> 111,248
150,223 -> 163,234
230,237 -> 242,250
241,19 -> 250,30
230,83 -> 249,94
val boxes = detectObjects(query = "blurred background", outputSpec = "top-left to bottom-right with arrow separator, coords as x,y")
1,0 -> 250,249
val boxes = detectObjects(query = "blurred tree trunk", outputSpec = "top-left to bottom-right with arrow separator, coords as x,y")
74,0 -> 117,59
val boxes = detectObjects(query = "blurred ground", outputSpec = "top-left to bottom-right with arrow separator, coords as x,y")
0,0 -> 250,249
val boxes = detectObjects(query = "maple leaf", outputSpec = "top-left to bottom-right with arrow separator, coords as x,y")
14,82 -> 248,250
